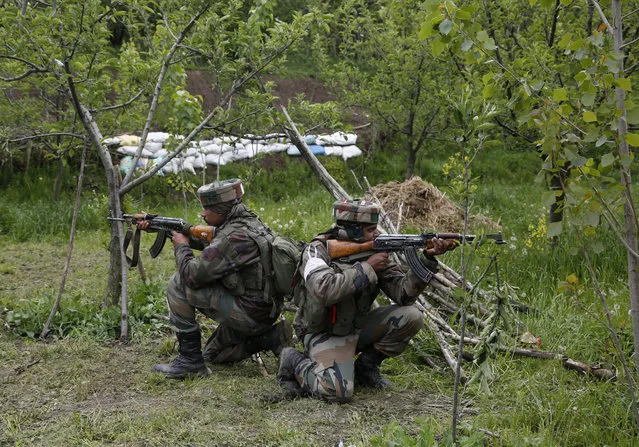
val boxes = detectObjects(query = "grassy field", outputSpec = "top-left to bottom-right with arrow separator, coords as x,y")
1,149 -> 637,446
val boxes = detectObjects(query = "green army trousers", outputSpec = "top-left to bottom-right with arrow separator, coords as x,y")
166,272 -> 276,363
295,304 -> 424,403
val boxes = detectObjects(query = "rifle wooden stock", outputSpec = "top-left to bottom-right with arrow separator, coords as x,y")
326,239 -> 374,259
188,225 -> 215,243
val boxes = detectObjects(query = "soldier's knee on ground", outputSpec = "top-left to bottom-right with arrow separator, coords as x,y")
403,305 -> 425,335
319,387 -> 354,404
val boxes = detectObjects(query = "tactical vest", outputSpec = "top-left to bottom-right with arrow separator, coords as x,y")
214,204 -> 278,314
297,240 -> 379,336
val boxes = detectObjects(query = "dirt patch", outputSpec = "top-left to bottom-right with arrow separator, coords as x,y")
0,334 -> 465,446
186,71 -> 335,111
370,176 -> 500,232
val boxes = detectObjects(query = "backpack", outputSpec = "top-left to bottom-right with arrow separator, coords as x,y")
270,236 -> 305,298
245,228 -> 304,307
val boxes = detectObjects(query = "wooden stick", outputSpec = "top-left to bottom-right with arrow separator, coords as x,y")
253,353 -> 269,377
425,317 -> 467,383
282,107 -> 350,201
448,334 -> 617,381
40,143 -> 87,339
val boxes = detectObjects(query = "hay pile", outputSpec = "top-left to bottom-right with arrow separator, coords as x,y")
369,176 -> 500,232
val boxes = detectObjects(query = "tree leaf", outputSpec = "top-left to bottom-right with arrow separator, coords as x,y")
627,133 -> 639,146
601,152 -> 615,166
584,211 -> 600,227
431,36 -> 446,56
553,88 -> 568,101
461,39 -> 473,52
581,92 -> 596,107
547,221 -> 563,238
583,111 -> 597,122
439,18 -> 453,35
419,19 -> 436,39
483,38 -> 497,51
476,30 -> 489,42
541,190 -> 556,206
482,83 -> 495,99
616,77 -> 632,91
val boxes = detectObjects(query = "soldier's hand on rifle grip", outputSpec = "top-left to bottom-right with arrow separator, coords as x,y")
135,220 -> 151,232
171,231 -> 189,248
425,238 -> 458,256
366,252 -> 389,272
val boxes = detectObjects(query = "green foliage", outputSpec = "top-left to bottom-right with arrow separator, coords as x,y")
369,418 -> 485,447
0,281 -> 168,340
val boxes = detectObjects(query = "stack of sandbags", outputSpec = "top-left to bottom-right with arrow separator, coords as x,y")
109,130 -> 364,175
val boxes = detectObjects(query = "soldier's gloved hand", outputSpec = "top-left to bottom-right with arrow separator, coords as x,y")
171,231 -> 189,247
366,252 -> 389,272
135,220 -> 151,232
425,238 -> 458,257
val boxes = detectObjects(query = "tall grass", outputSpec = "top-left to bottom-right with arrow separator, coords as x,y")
1,146 -> 638,445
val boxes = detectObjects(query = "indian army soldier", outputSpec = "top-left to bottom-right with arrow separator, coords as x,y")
276,199 -> 456,402
139,179 -> 292,379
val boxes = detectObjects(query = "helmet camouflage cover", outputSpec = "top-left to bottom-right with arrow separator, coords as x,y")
197,179 -> 244,208
332,199 -> 379,224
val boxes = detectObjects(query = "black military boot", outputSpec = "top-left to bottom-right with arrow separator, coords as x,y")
247,320 -> 294,357
276,347 -> 308,397
153,331 -> 209,379
354,346 -> 393,388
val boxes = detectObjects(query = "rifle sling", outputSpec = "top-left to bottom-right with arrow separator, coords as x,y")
122,224 -> 141,268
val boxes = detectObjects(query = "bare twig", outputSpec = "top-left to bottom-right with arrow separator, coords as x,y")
121,5 -> 211,188
9,132 -> 85,142
40,142 -> 88,339
89,89 -> 144,113
590,0 -> 614,35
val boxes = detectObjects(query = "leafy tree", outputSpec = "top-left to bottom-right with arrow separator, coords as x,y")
418,0 -> 639,435
312,0 -> 458,180
0,0 -> 314,339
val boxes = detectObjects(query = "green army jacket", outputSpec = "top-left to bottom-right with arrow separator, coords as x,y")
293,235 -> 436,337
173,203 -> 277,320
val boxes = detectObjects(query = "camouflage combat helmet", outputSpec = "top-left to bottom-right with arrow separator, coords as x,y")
332,199 -> 379,224
198,179 -> 244,208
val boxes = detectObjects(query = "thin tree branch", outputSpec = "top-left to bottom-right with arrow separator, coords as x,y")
0,54 -> 47,81
9,132 -> 86,142
590,0 -> 614,35
40,142 -> 88,339
89,89 -> 144,113
621,35 -> 639,49
121,5 -> 212,188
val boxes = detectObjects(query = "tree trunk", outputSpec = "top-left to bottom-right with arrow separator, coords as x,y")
549,162 -> 570,245
53,156 -> 64,202
25,143 -> 31,172
612,0 -> 639,382
105,166 -> 123,306
406,145 -> 416,180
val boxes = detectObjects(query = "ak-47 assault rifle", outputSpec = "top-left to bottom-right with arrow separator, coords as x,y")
326,232 -> 505,282
107,213 -> 216,267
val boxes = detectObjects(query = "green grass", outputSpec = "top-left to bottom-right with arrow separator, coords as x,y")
1,146 -> 639,445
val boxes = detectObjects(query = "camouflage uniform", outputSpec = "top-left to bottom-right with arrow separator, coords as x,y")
169,202 -> 281,363
158,179 -> 289,378
281,199 -> 435,403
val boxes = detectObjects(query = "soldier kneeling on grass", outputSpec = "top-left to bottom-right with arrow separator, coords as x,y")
137,179 -> 292,379
276,199 -> 456,402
